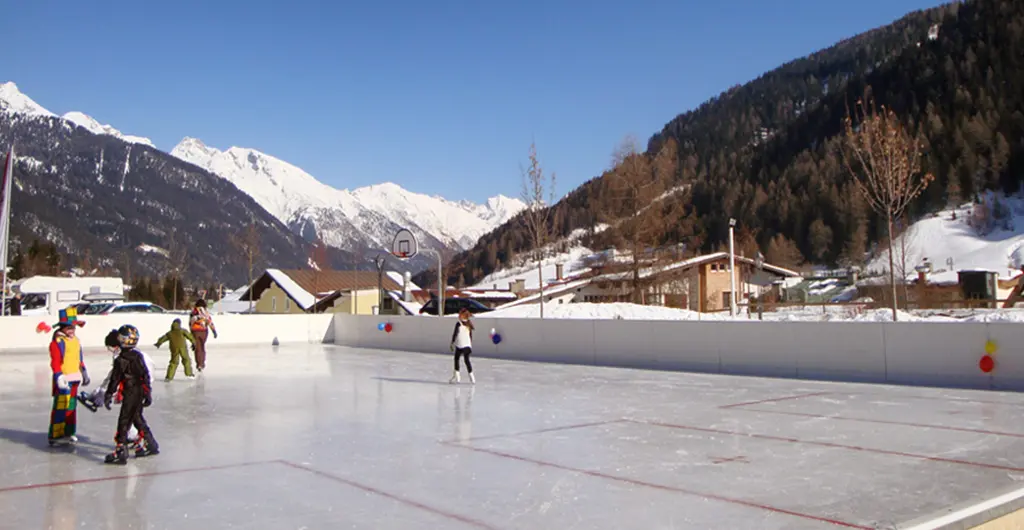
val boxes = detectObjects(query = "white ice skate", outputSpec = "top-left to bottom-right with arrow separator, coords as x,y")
449,371 -> 460,384
469,373 -> 476,384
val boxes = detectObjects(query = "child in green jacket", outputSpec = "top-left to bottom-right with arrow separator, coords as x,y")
154,319 -> 196,381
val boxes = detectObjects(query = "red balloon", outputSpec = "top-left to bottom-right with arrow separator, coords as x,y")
36,322 -> 51,334
384,322 -> 393,333
980,355 -> 995,373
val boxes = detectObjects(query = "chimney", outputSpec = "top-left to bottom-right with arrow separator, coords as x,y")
511,279 -> 526,295
556,263 -> 564,281
403,271 -> 412,302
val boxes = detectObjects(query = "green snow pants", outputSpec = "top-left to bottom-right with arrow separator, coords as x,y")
165,346 -> 194,380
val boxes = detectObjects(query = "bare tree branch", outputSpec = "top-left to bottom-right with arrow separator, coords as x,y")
838,92 -> 934,321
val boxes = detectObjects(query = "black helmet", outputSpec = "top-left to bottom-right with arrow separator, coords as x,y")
117,324 -> 140,348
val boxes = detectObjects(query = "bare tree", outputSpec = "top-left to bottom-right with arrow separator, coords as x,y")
231,221 -> 262,312
520,142 -> 556,318
601,136 -> 678,303
165,234 -> 189,310
839,93 -> 934,321
308,238 -> 328,313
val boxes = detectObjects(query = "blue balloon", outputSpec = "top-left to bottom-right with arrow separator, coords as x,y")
378,322 -> 386,331
492,333 -> 502,344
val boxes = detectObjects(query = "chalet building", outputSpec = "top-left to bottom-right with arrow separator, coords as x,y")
240,269 -> 402,315
496,252 -> 801,313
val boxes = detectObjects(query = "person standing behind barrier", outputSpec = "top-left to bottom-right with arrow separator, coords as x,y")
189,299 -> 217,372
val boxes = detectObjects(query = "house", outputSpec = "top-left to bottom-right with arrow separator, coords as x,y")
496,252 -> 801,312
240,269 -> 402,315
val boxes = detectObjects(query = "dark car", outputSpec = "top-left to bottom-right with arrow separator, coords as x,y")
419,297 -> 494,316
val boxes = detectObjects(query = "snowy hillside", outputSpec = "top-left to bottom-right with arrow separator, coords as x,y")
62,111 -> 154,147
868,194 -> 1024,282
0,83 -> 153,146
172,137 -> 525,252
470,227 -> 607,290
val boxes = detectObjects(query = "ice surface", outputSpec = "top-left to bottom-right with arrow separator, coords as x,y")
2,344 -> 1024,529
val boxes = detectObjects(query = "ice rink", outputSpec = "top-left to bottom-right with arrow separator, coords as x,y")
2,343 -> 1024,529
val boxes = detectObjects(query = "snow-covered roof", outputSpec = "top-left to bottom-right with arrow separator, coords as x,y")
596,252 -> 801,282
497,278 -> 594,309
386,290 -> 422,315
266,268 -> 317,310
386,271 -> 419,291
460,290 -> 518,300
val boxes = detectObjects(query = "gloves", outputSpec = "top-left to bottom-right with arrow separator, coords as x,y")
55,374 -> 69,392
103,393 -> 113,410
449,343 -> 455,353
212,329 -> 218,339
154,343 -> 161,349
82,369 -> 90,387
142,392 -> 152,408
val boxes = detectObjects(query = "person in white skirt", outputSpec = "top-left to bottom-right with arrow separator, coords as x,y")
449,308 -> 476,384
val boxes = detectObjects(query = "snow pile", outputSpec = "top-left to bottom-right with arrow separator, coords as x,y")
136,244 -> 169,257
171,138 -> 526,252
62,111 -> 154,147
869,194 -> 1024,281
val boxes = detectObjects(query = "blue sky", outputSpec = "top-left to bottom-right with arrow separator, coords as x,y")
3,0 -> 943,203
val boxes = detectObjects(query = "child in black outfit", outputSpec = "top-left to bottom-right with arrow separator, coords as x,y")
103,324 -> 158,464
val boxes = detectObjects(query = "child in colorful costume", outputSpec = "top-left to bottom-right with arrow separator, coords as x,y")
155,318 -> 195,381
103,324 -> 159,464
189,299 -> 217,372
48,308 -> 90,446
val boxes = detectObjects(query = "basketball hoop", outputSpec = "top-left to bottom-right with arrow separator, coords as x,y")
391,228 -> 418,259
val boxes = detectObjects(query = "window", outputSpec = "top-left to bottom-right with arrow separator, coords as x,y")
383,298 -> 394,310
272,297 -> 277,313
285,297 -> 290,311
722,292 -> 732,308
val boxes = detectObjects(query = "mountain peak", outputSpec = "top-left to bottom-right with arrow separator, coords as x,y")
62,111 -> 154,147
0,82 -> 55,117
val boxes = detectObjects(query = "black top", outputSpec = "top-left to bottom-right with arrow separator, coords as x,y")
106,348 -> 152,396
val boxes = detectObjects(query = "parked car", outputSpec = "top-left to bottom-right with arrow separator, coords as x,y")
80,301 -> 167,315
419,297 -> 494,316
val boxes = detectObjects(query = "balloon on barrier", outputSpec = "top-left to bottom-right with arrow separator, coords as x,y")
384,322 -> 393,333
378,322 -> 386,331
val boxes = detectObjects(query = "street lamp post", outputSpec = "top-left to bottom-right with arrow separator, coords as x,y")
729,218 -> 737,316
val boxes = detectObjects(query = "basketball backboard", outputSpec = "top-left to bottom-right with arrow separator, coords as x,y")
391,228 -> 418,259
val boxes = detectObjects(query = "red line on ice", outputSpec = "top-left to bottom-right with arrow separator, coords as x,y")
446,443 -> 871,529
451,419 -> 629,443
734,409 -> 1024,439
633,419 -> 1024,473
276,460 -> 498,530
719,391 -> 832,409
0,460 -> 276,493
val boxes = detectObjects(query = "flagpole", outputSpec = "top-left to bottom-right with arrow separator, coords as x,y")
0,145 -> 14,317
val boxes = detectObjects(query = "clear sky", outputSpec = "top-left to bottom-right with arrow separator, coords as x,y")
3,0 -> 944,203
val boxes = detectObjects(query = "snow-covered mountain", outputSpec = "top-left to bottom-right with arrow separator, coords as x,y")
171,137 -> 526,253
0,82 -> 153,147
62,111 -> 154,147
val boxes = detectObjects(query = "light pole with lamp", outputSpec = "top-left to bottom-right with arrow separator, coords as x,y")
729,218 -> 737,316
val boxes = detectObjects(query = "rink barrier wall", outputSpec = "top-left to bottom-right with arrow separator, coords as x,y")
0,313 -> 335,351
331,314 -> 1024,391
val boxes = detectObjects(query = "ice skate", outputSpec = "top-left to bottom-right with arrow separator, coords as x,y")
469,373 -> 476,384
76,391 -> 100,412
104,444 -> 128,465
449,371 -> 460,384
